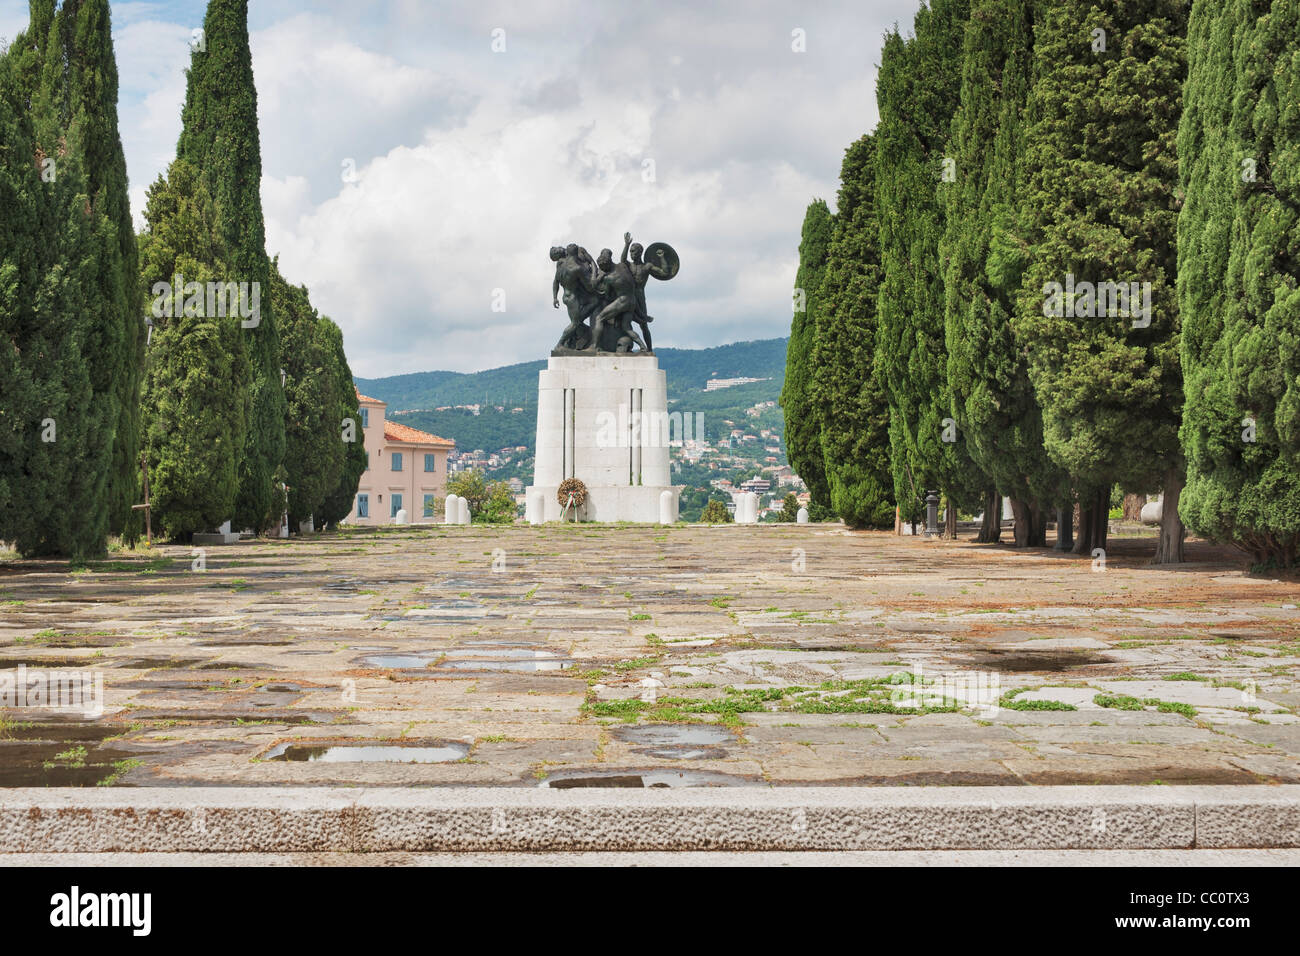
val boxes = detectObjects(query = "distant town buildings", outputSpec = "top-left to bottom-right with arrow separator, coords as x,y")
705,376 -> 770,391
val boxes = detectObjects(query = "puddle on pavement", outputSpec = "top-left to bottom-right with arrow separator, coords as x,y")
0,722 -> 148,786
613,723 -> 731,760
262,741 -> 468,763
125,708 -> 332,725
0,721 -> 120,743
795,644 -> 891,654
0,742 -> 146,786
322,582 -> 362,592
436,658 -> 573,673
250,684 -> 307,706
34,638 -> 124,648
112,657 -> 210,669
1207,630 -> 1275,641
360,646 -> 573,673
193,638 -> 293,647
192,661 -> 262,671
382,615 -> 503,626
614,724 -> 731,746
360,652 -> 438,668
958,649 -> 1114,672
435,647 -> 573,673
540,768 -> 749,788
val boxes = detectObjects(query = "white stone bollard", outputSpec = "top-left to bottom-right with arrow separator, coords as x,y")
458,496 -> 471,525
797,506 -> 809,524
444,495 -> 457,525
526,490 -> 543,525
735,491 -> 758,524
659,489 -> 674,525
395,508 -> 408,525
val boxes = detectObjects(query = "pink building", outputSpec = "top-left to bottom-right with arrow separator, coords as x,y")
348,389 -> 455,525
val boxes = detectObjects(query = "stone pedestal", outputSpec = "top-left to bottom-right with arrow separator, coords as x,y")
526,354 -> 681,523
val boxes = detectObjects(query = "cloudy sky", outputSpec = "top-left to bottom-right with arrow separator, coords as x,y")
1,1 -> 914,376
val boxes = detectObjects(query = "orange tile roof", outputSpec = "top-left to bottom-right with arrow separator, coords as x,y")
354,385 -> 384,404
384,420 -> 454,448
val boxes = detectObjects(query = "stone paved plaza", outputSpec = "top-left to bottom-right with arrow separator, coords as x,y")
2,524 -> 1298,788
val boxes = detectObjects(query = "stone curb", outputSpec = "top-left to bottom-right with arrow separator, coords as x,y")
1,786 -> 1296,852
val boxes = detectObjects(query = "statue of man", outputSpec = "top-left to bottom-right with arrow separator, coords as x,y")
588,235 -> 648,353
622,235 -> 656,352
551,244 -> 600,350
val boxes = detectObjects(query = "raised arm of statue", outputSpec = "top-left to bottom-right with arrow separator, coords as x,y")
621,232 -> 632,264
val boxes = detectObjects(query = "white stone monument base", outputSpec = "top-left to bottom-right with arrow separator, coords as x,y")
525,352 -> 683,524
528,484 -> 681,523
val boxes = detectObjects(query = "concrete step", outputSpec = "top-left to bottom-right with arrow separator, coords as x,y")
3,785 -> 1297,853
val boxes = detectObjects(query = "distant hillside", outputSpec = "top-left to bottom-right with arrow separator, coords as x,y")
355,338 -> 790,490
355,337 -> 788,410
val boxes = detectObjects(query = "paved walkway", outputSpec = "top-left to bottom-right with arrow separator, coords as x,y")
1,524 -> 1297,788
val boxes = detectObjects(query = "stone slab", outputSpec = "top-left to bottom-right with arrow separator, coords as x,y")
5,785 -> 1294,852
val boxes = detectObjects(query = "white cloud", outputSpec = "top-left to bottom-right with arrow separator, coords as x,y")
99,0 -> 909,375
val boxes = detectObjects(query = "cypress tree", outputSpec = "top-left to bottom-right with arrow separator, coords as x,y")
0,49 -> 48,548
1013,0 -> 1188,558
1177,0 -> 1300,567
273,260 -> 344,529
138,161 -> 249,539
2,1 -> 122,560
875,0 -> 984,529
782,199 -> 833,507
809,134 -> 894,528
942,0 -> 1067,546
67,0 -> 144,542
177,0 -> 285,532
316,329 -> 368,530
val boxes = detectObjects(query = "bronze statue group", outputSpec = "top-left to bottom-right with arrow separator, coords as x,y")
550,233 -> 678,354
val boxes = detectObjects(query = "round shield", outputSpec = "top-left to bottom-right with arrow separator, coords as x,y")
643,242 -> 680,280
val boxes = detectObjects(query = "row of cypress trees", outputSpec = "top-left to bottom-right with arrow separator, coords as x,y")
783,0 -> 1299,567
1,0 -> 364,557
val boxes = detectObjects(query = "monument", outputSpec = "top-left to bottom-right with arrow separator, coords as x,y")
526,232 -> 683,523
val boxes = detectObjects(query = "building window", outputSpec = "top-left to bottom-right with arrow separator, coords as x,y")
391,493 -> 402,518
360,408 -> 369,428
392,452 -> 403,472
424,453 -> 436,473
423,494 -> 436,517
356,494 -> 369,518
